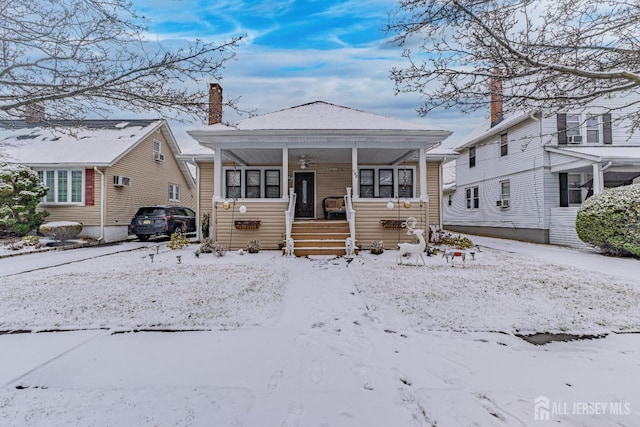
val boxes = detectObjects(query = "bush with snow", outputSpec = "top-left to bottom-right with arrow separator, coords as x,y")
0,163 -> 49,236
576,184 -> 640,257
39,221 -> 83,244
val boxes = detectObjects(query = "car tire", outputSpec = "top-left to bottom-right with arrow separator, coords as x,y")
137,234 -> 150,241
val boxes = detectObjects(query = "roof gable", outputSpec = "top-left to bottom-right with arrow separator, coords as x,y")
0,120 -> 161,166
231,101 -> 445,131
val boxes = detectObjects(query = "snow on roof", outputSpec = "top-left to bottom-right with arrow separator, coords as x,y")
454,111 -> 532,151
549,145 -> 640,161
196,101 -> 447,132
0,120 -> 161,166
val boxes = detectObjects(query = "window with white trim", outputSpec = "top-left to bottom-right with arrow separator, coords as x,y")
37,169 -> 84,204
586,114 -> 600,143
469,146 -> 476,167
465,186 -> 479,209
500,180 -> 510,207
153,139 -> 161,155
358,167 -> 416,198
500,133 -> 508,157
224,167 -> 281,199
168,183 -> 180,201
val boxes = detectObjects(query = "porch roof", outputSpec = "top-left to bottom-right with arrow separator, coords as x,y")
188,101 -> 452,150
546,146 -> 640,172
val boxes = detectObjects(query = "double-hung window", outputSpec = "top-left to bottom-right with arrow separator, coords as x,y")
37,169 -> 84,204
466,186 -> 479,209
500,133 -> 508,157
358,167 -> 416,198
224,168 -> 281,198
168,183 -> 180,201
469,146 -> 476,167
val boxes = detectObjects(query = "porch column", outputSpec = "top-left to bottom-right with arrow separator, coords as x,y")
351,147 -> 358,197
214,147 -> 222,199
592,163 -> 604,195
282,147 -> 289,198
419,148 -> 428,199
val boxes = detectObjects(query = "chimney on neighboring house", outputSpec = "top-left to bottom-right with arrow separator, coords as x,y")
208,83 -> 223,125
489,70 -> 503,127
25,102 -> 45,124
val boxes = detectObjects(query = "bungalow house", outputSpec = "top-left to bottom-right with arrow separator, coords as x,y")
180,84 -> 455,255
0,119 -> 195,242
443,93 -> 640,247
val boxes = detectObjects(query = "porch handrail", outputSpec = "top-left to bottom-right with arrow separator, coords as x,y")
345,188 -> 356,251
285,188 -> 297,248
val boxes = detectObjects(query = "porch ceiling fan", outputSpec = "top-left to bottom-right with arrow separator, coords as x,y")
298,155 -> 314,169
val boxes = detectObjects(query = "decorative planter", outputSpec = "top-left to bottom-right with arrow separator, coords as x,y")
380,219 -> 405,229
370,248 -> 384,255
234,220 -> 261,230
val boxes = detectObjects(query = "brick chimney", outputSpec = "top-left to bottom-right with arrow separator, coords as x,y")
489,70 -> 503,127
25,102 -> 45,124
208,83 -> 222,125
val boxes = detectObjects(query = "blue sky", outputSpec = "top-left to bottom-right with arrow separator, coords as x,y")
130,0 -> 484,149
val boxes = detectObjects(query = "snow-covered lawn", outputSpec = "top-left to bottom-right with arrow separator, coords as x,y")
0,240 -> 639,426
1,244 -> 638,335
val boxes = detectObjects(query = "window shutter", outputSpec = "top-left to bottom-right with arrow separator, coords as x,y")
557,114 -> 567,145
85,168 -> 95,206
559,173 -> 568,207
603,113 -> 612,144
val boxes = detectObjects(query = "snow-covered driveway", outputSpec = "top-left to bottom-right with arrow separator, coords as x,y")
0,239 -> 639,426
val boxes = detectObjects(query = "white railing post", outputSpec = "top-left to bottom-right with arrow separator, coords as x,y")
284,188 -> 296,256
345,187 -> 356,256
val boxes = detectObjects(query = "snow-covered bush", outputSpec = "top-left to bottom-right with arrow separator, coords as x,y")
39,221 -> 83,244
576,184 -> 640,257
0,163 -> 49,236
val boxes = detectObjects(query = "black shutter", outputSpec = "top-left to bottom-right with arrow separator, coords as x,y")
557,114 -> 567,145
603,113 -> 612,144
559,173 -> 569,207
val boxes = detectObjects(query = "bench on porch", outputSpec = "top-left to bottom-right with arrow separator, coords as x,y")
323,196 -> 346,220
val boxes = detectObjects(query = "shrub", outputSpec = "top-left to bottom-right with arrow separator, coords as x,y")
247,239 -> 260,253
39,221 -> 83,244
168,232 -> 189,250
197,237 -> 214,254
0,163 -> 49,236
576,184 -> 640,257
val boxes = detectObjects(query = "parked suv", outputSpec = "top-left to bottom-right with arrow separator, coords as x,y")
129,205 -> 196,241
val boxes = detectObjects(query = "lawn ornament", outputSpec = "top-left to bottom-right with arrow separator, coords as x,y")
396,217 -> 426,266
285,238 -> 295,257
345,237 -> 355,257
443,250 -> 466,267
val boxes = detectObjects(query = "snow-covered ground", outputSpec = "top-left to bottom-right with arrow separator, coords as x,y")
1,238 -> 639,426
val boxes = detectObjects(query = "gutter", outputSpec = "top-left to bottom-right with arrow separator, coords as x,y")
94,167 -> 105,242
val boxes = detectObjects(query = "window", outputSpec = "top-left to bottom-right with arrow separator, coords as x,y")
245,170 -> 261,198
153,139 -> 161,155
500,180 -> 510,199
568,174 -> 585,205
378,169 -> 394,199
37,169 -> 83,204
469,146 -> 476,168
168,183 -> 180,201
586,114 -> 600,143
265,170 -> 281,198
566,114 -> 581,142
358,167 -> 416,198
465,186 -> 479,209
398,169 -> 413,198
224,168 -> 281,198
359,169 -> 374,198
226,170 -> 241,199
500,133 -> 508,157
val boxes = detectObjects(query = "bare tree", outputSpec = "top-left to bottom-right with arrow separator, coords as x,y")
388,0 -> 640,123
0,0 -> 244,121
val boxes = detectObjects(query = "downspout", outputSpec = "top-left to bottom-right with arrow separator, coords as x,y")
193,158 -> 201,241
93,167 -> 105,242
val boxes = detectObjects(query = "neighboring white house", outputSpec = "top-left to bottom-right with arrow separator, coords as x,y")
443,95 -> 640,247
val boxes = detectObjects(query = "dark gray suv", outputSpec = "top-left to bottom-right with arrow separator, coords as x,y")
129,205 -> 196,241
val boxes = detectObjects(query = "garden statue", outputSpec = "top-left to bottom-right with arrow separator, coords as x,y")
396,217 -> 426,266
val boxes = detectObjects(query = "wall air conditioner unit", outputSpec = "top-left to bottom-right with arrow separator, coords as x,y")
500,198 -> 510,208
568,135 -> 583,144
113,175 -> 131,187
153,152 -> 165,162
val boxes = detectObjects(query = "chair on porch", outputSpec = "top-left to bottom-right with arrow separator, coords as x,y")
323,196 -> 346,220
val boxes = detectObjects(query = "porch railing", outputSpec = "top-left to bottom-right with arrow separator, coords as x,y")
284,188 -> 297,255
344,187 -> 356,255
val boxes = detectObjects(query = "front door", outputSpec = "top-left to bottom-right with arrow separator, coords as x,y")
294,172 -> 315,218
